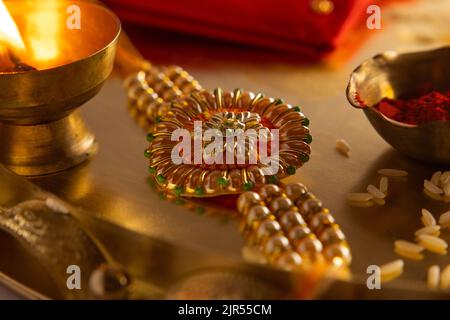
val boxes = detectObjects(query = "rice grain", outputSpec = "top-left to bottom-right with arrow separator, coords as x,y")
379,177 -> 388,194
380,259 -> 404,283
423,180 -> 443,195
417,234 -> 448,255
427,265 -> 440,289
431,171 -> 442,186
336,139 -> 350,157
441,264 -> 450,289
415,225 -> 440,237
421,208 -> 436,227
367,184 -> 386,199
346,193 -> 372,202
438,211 -> 450,228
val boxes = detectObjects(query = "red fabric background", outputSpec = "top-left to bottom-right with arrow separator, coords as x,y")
105,0 -> 378,60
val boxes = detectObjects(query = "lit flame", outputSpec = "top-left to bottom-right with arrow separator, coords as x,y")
26,0 -> 59,63
0,0 -> 25,50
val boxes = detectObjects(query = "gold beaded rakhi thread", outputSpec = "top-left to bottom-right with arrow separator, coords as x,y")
124,64 -> 351,274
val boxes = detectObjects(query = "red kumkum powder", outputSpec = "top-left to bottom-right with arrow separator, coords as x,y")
374,90 -> 450,125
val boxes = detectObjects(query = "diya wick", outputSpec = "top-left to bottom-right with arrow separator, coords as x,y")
0,0 -> 121,176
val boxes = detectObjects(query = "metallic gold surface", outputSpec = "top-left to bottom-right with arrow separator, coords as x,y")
0,0 -> 120,176
346,47 -> 450,164
0,163 -> 320,300
5,0 -> 449,299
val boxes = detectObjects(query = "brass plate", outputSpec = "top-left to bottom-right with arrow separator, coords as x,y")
26,0 -> 450,298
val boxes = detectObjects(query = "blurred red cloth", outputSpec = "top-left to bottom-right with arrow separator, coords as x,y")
105,0 -> 377,59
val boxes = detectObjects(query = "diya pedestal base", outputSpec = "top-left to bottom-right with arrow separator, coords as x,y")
0,111 -> 97,176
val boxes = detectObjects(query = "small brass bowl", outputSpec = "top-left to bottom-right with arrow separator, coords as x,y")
346,47 -> 450,164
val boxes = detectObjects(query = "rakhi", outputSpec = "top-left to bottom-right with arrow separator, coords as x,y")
124,65 -> 351,272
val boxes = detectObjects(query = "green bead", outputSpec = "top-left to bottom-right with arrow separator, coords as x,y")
174,186 -> 184,196
146,133 -> 155,142
286,166 -> 296,175
266,175 -> 278,184
242,182 -> 254,191
274,98 -> 284,105
148,167 -> 156,174
144,149 -> 152,158
303,134 -> 313,144
156,174 -> 166,183
155,116 -> 162,123
194,187 -> 204,195
302,118 -> 310,126
159,192 -> 166,200
300,153 -> 310,163
293,106 -> 301,112
217,177 -> 229,187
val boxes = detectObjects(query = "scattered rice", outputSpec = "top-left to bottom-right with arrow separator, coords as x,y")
379,177 -> 388,194
394,240 -> 424,253
423,180 -> 443,195
443,183 -> 450,197
440,171 -> 450,184
415,225 -> 440,238
438,211 -> 450,228
367,184 -> 386,199
427,265 -> 440,289
346,193 -> 372,202
380,259 -> 404,283
378,169 -> 408,177
441,264 -> 450,289
423,188 -> 443,201
421,208 -> 436,227
394,240 -> 424,260
430,171 -> 442,186
371,197 -> 385,206
417,234 -> 448,255
336,139 -> 350,157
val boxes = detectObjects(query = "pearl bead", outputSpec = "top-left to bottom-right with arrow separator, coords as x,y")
279,210 -> 305,231
309,210 -> 335,231
298,199 -> 323,220
276,251 -> 303,271
264,235 -> 291,257
318,224 -> 346,245
294,192 -> 315,207
237,192 -> 261,214
246,205 -> 270,226
269,197 -> 293,214
323,243 -> 352,266
259,184 -> 281,200
255,220 -> 282,243
284,183 -> 308,201
295,234 -> 323,255
288,225 -> 312,243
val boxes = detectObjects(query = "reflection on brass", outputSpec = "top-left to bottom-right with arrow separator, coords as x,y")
0,200 -> 120,299
346,46 -> 450,164
0,0 -> 121,176
166,269 -> 286,300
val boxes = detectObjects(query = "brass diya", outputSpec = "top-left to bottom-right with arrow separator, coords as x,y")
0,0 -> 121,176
346,47 -> 450,164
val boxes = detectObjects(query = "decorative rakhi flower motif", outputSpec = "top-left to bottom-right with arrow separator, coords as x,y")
145,88 -> 312,197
